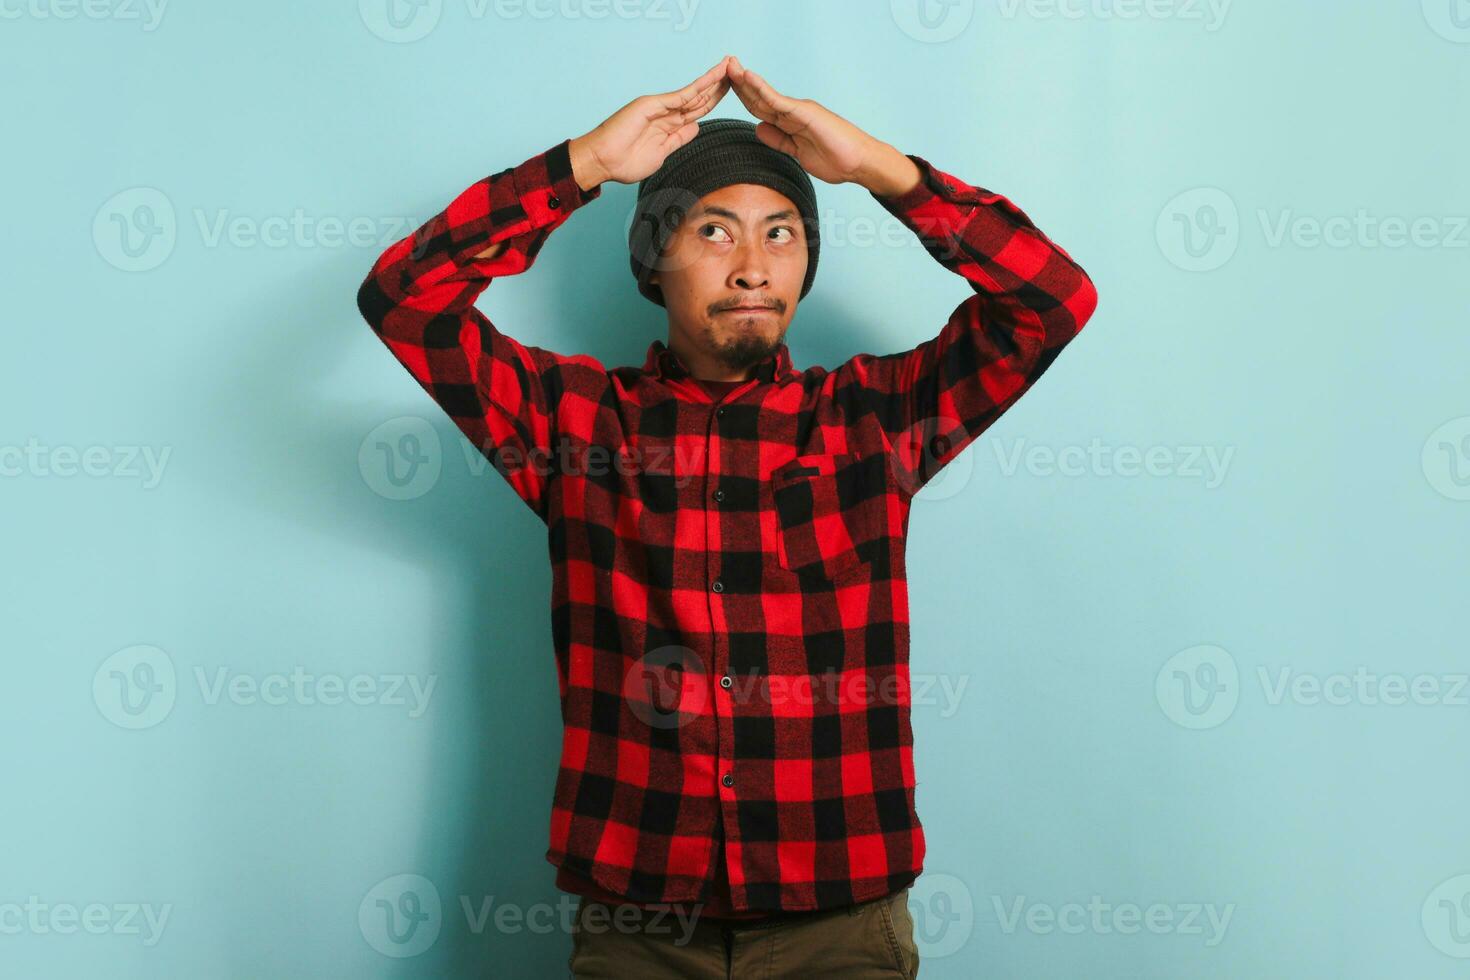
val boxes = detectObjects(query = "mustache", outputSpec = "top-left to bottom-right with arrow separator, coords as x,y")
711,297 -> 786,314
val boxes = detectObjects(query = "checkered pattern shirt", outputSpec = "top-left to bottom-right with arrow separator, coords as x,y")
356,136 -> 1098,912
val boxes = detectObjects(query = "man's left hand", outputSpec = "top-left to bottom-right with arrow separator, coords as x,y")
726,56 -> 921,198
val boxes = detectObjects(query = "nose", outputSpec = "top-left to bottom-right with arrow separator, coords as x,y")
728,238 -> 769,292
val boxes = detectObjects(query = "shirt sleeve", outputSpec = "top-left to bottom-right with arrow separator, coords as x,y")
355,138 -> 604,520
830,152 -> 1099,497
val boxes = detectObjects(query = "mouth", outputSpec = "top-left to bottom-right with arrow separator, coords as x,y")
719,306 -> 778,315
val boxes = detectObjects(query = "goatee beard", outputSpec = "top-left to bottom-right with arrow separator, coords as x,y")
711,329 -> 783,373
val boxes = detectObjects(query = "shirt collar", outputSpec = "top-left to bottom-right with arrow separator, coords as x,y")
642,339 -> 797,384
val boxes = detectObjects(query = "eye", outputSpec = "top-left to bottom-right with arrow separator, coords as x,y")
699,224 -> 732,243
769,226 -> 796,243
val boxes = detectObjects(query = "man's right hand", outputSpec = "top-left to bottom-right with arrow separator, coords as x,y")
568,56 -> 734,192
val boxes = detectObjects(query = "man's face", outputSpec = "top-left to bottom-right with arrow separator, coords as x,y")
649,183 -> 808,377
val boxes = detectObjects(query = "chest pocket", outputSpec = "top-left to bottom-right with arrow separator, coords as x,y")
769,452 -> 892,583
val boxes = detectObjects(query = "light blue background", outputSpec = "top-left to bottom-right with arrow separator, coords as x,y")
3,1 -> 1468,977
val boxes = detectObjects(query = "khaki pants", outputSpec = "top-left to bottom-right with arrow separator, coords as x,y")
568,886 -> 920,979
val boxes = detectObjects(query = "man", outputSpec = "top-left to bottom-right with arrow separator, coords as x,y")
356,54 -> 1097,979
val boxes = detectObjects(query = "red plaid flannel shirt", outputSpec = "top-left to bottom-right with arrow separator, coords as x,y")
356,137 -> 1097,913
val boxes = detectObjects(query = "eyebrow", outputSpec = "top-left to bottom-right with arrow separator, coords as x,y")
692,204 -> 798,224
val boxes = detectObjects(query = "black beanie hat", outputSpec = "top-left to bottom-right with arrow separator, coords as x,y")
628,117 -> 819,307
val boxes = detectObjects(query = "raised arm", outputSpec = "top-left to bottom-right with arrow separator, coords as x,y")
841,155 -> 1098,495
355,57 -> 737,518
725,56 -> 1098,496
355,139 -> 602,519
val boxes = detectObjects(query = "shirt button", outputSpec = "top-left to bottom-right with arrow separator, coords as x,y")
713,489 -> 726,502
720,675 -> 732,689
711,580 -> 724,593
716,407 -> 726,417
548,194 -> 561,209
722,772 -> 734,787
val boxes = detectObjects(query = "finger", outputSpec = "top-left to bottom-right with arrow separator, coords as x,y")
668,120 -> 700,151
753,121 -> 797,157
730,77 -> 781,125
653,74 -> 725,124
732,83 -> 778,126
675,72 -> 732,124
684,56 -> 730,94
657,57 -> 730,111
728,58 -> 797,122
702,74 -> 733,113
659,77 -> 727,131
741,67 -> 797,116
